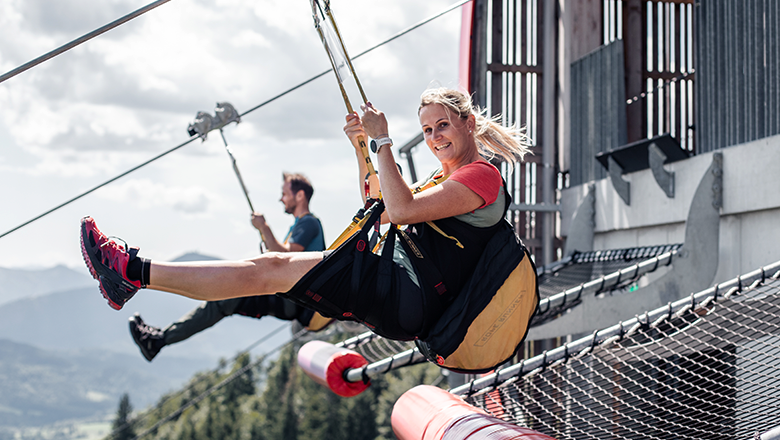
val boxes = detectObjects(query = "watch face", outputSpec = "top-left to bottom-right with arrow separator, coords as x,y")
370,139 -> 378,153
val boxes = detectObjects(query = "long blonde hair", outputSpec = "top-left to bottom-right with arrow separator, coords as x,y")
418,87 -> 530,169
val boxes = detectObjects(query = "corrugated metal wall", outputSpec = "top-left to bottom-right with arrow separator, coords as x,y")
569,41 -> 627,186
696,0 -> 780,152
569,0 -> 696,186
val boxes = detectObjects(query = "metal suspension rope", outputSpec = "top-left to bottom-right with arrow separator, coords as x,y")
315,1 -> 369,105
186,103 -> 267,252
0,0 -> 173,85
218,129 -> 267,253
239,0 -> 471,117
310,0 -> 378,199
0,0 -> 470,241
129,331 -> 304,440
0,136 -> 197,240
626,70 -> 695,105
220,130 -> 255,213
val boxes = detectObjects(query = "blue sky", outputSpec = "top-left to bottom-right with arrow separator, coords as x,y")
0,0 -> 462,269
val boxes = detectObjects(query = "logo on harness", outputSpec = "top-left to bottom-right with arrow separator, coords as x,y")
397,229 -> 423,258
475,289 -> 527,347
305,290 -> 322,303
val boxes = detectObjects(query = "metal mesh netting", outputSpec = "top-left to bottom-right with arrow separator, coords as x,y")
456,265 -> 780,439
537,244 -> 682,299
529,244 -> 680,328
334,244 -> 683,376
336,330 -> 415,364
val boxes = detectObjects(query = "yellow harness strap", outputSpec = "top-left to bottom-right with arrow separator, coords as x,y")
411,173 -> 449,194
372,171 -> 472,253
374,173 -> 466,252
415,173 -> 465,248
423,221 -> 464,248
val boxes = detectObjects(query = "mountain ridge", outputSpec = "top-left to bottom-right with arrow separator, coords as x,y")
0,338 -> 213,427
0,253 -> 292,428
0,265 -> 92,307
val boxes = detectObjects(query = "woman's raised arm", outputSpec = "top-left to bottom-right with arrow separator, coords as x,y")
358,103 -> 484,225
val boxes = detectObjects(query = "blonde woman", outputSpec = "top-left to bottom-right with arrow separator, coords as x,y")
81,87 -> 529,342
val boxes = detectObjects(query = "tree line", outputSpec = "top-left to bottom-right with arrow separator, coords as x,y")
107,331 -> 443,440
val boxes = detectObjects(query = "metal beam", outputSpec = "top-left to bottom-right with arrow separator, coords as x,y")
397,132 -> 424,183
510,203 -> 561,212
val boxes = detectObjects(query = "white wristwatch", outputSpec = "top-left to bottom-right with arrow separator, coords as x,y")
370,136 -> 393,154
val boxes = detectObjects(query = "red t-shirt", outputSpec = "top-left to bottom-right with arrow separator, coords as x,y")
448,160 -> 502,209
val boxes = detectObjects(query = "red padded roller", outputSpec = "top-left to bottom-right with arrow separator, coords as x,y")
392,385 -> 557,440
297,340 -> 370,397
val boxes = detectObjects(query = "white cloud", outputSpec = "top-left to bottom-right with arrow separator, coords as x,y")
0,0 -> 463,269
250,0 -> 311,35
232,30 -> 272,49
97,178 -> 215,215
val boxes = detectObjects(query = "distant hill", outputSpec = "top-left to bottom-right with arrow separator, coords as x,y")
170,252 -> 222,262
0,254 -> 294,428
0,338 -> 212,427
0,285 -> 291,358
0,252 -> 218,308
0,265 -> 92,307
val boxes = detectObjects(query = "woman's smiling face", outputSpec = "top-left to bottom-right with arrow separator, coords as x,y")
419,103 -> 475,169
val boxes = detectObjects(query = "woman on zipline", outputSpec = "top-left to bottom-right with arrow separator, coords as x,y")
81,87 -> 529,342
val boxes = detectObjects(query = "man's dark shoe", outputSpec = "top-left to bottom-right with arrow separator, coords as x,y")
80,216 -> 143,310
129,313 -> 165,362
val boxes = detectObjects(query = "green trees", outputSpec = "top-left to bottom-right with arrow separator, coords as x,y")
127,334 -> 444,440
110,393 -> 136,440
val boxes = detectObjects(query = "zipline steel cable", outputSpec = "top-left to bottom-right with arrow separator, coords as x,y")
0,0 -> 472,241
0,0 -> 173,85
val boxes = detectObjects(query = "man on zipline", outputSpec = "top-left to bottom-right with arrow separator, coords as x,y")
128,172 -> 326,361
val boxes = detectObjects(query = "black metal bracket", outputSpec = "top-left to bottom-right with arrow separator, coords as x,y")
596,133 -> 690,204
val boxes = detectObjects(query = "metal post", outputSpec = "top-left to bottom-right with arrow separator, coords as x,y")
624,0 -> 644,144
541,0 -> 557,265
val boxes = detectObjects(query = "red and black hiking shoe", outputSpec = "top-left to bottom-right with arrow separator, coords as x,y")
129,313 -> 165,362
80,216 -> 143,310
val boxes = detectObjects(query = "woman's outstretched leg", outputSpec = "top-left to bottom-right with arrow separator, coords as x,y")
147,252 -> 322,300
80,216 -> 322,310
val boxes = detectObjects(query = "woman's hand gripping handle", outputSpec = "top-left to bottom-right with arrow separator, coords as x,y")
344,111 -> 381,201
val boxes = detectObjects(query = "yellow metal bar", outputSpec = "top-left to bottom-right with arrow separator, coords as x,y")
310,0 -> 379,199
327,199 -> 382,250
322,0 -> 369,104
